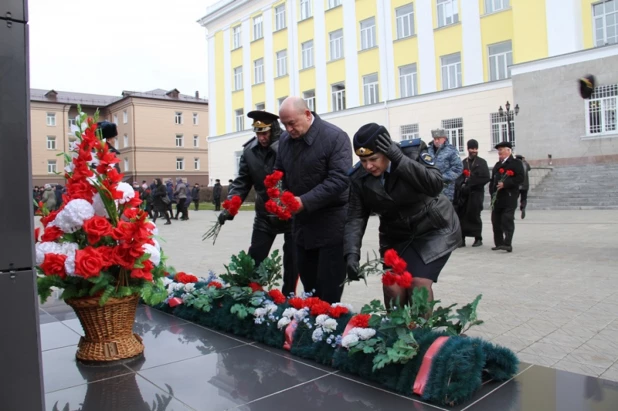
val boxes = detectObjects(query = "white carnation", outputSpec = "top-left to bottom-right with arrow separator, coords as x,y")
184,283 -> 196,293
342,334 -> 359,348
282,308 -> 297,319
322,319 -> 338,333
61,243 -> 79,276
277,317 -> 291,329
254,308 -> 267,318
349,327 -> 376,340
163,277 -> 173,286
315,314 -> 329,327
50,199 -> 95,233
312,328 -> 324,342
293,308 -> 309,321
147,222 -> 159,236
142,242 -> 161,267
116,182 -> 135,204
35,242 -> 61,265
265,303 -> 278,316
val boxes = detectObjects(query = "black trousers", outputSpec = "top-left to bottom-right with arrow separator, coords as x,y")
519,189 -> 528,210
193,199 -> 199,211
175,198 -> 188,219
248,230 -> 298,296
296,243 -> 346,304
491,206 -> 516,246
214,198 -> 221,211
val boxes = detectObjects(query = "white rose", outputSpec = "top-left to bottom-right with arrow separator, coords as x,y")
51,199 -> 95,233
116,182 -> 135,204
142,243 -> 161,267
342,334 -> 359,348
277,317 -> 291,329
312,328 -> 324,342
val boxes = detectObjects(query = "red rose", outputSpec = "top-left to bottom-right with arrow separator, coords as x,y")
463,169 -> 471,178
83,216 -> 113,244
113,246 -> 136,269
40,253 -> 67,279
208,281 -> 223,289
268,289 -> 286,304
34,228 -> 41,244
112,221 -> 134,242
248,282 -> 263,292
499,168 -> 505,174
74,247 -> 104,279
348,314 -> 370,328
66,179 -> 96,202
506,170 -> 515,177
329,305 -> 349,318
41,226 -> 64,242
266,188 -> 280,199
40,209 -> 60,227
130,267 -> 153,282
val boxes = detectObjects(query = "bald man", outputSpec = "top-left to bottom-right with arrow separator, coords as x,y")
275,97 -> 352,303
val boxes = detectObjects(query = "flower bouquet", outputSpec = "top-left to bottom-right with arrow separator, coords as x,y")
202,195 -> 242,244
35,108 -> 168,362
490,168 -> 515,209
263,171 -> 300,220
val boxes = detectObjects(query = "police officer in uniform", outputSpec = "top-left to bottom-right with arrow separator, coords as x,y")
218,111 -> 298,295
344,123 -> 461,307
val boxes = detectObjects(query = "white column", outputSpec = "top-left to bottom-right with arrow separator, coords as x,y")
377,0 -> 396,101
223,28 -> 232,134
545,0 -> 584,56
287,0 -> 300,96
461,0 -> 483,85
416,0 -> 437,93
314,0 -> 327,113
343,0 -> 360,108
208,33 -> 217,138
241,18 -> 252,126
263,8 -> 275,112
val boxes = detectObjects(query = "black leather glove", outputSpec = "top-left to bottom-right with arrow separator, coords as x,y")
217,210 -> 233,225
345,254 -> 361,282
375,132 -> 404,164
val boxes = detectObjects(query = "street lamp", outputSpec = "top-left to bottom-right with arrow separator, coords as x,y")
498,101 -> 519,145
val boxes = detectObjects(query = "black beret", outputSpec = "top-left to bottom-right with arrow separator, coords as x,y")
247,110 -> 279,132
515,154 -> 523,160
579,75 -> 596,99
495,141 -> 512,149
467,139 -> 479,149
97,121 -> 118,139
353,123 -> 387,157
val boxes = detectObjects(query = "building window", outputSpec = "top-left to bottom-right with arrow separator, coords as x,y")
278,97 -> 287,109
255,102 -> 265,110
124,158 -> 129,171
399,64 -> 418,98
232,25 -> 242,49
253,15 -> 263,40
193,113 -> 199,125
400,124 -> 420,140
234,151 -> 243,176
47,160 -> 57,174
234,66 -> 243,91
176,157 -> 184,171
235,109 -> 244,131
396,4 -> 415,39
442,118 -> 464,153
194,157 -> 200,170
46,136 -> 56,150
300,0 -> 312,20
594,0 -> 618,46
68,118 -> 77,128
586,84 -> 617,136
193,135 -> 199,147
112,114 -> 118,124
488,41 -> 513,81
360,17 -> 376,50
123,110 -> 128,124
254,58 -> 264,84
276,50 -> 288,77
123,134 -> 128,147
485,0 -> 509,14
175,134 -> 184,147
301,40 -> 314,69
363,74 -> 379,105
437,0 -> 459,28
331,83 -> 346,112
175,111 -> 183,124
329,29 -> 344,60
303,90 -> 315,111
275,4 -> 286,30
328,0 -> 341,9
441,53 -> 462,90
46,113 -> 56,126
490,112 -> 515,147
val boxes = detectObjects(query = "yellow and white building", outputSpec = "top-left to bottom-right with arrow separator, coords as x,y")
200,0 -> 618,181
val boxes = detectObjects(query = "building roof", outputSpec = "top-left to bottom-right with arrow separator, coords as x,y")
120,88 -> 208,104
30,88 -> 208,107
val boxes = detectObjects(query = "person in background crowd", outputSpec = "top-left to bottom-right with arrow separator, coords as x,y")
185,180 -> 192,219
344,123 -> 460,307
277,96 -> 352,304
152,178 -> 172,225
191,183 -> 201,211
141,183 -> 153,218
165,179 -> 175,218
219,110 -> 298,296
427,129 -> 463,202
54,184 -> 64,210
33,186 -> 42,213
42,184 -> 56,211
174,178 -> 188,221
213,179 -> 222,211
141,180 -> 148,191
454,139 -> 490,247
96,121 -> 121,173
228,179 -> 233,186
515,154 -> 531,219
490,142 -> 525,253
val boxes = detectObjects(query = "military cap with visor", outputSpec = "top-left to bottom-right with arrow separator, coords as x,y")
247,110 -> 279,133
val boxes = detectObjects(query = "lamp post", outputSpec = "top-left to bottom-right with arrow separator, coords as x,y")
498,101 -> 519,146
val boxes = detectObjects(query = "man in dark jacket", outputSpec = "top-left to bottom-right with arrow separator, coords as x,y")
454,139 -> 490,247
219,110 -> 298,295
277,97 -> 352,303
213,179 -> 222,211
489,142 -> 525,252
191,183 -> 201,211
515,154 -> 531,219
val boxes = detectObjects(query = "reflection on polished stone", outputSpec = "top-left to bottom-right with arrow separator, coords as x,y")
40,310 -> 60,325
466,365 -> 618,411
40,322 -> 81,351
137,344 -> 328,410
45,373 -> 192,411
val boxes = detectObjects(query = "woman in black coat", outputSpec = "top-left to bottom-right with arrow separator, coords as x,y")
152,178 -> 172,225
344,124 -> 461,307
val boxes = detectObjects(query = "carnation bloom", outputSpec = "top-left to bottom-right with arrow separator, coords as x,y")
115,182 -> 136,204
50,199 -> 95,233
277,317 -> 291,329
341,334 -> 359,348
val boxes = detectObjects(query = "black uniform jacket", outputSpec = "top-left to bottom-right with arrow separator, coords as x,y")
229,135 -> 291,235
344,140 -> 461,265
489,155 -> 525,209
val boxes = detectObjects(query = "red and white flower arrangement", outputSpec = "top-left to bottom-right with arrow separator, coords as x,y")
341,314 -> 376,348
264,171 -> 301,220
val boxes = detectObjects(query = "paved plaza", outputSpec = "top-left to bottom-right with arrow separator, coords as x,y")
161,208 -> 618,382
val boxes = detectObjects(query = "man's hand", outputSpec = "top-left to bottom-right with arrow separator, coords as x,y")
497,182 -> 504,190
345,254 -> 361,281
375,133 -> 403,164
294,196 -> 304,214
217,210 -> 233,225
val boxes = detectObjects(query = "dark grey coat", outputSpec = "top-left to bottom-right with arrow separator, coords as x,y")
275,113 -> 352,249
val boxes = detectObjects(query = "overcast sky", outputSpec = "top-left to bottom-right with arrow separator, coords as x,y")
28,0 -> 218,98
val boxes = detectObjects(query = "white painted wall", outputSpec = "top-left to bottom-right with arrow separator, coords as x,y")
223,28 -> 232,134
545,0 -> 584,57
343,0 -> 360,108
314,0 -> 328,113
241,17 -> 252,127
461,0 -> 484,85
416,0 -> 437,93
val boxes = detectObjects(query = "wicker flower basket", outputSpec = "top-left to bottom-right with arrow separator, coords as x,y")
66,294 -> 144,362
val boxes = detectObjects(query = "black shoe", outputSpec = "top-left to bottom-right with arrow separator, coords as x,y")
472,239 -> 483,247
521,209 -> 526,219
181,217 -> 189,221
502,245 -> 513,252
164,221 -> 171,225
458,241 -> 466,248
491,246 -> 503,251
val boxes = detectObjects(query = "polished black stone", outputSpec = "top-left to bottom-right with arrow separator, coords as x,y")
40,322 -> 81,351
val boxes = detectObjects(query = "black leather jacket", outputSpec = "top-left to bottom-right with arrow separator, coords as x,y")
344,140 -> 461,264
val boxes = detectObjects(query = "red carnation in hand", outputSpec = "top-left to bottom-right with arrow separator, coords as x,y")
499,168 -> 505,174
208,281 -> 223,289
264,170 -> 284,188
268,289 -> 286,304
280,191 -> 300,213
83,216 -> 113,245
222,195 -> 243,216
348,314 -> 370,328
463,169 -> 471,178
396,271 -> 413,288
506,170 -> 515,177
382,271 -> 398,286
41,226 -> 64,242
40,253 -> 67,279
384,249 -> 407,274
265,200 -> 279,214
248,282 -> 263,292
266,188 -> 280,199
74,247 -> 104,279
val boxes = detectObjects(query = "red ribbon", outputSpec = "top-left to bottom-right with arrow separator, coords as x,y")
168,297 -> 183,308
341,322 -> 355,339
413,336 -> 450,396
283,319 -> 297,351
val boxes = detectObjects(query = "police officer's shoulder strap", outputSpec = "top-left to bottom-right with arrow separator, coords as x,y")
242,136 -> 256,148
399,138 -> 422,149
347,161 -> 363,177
